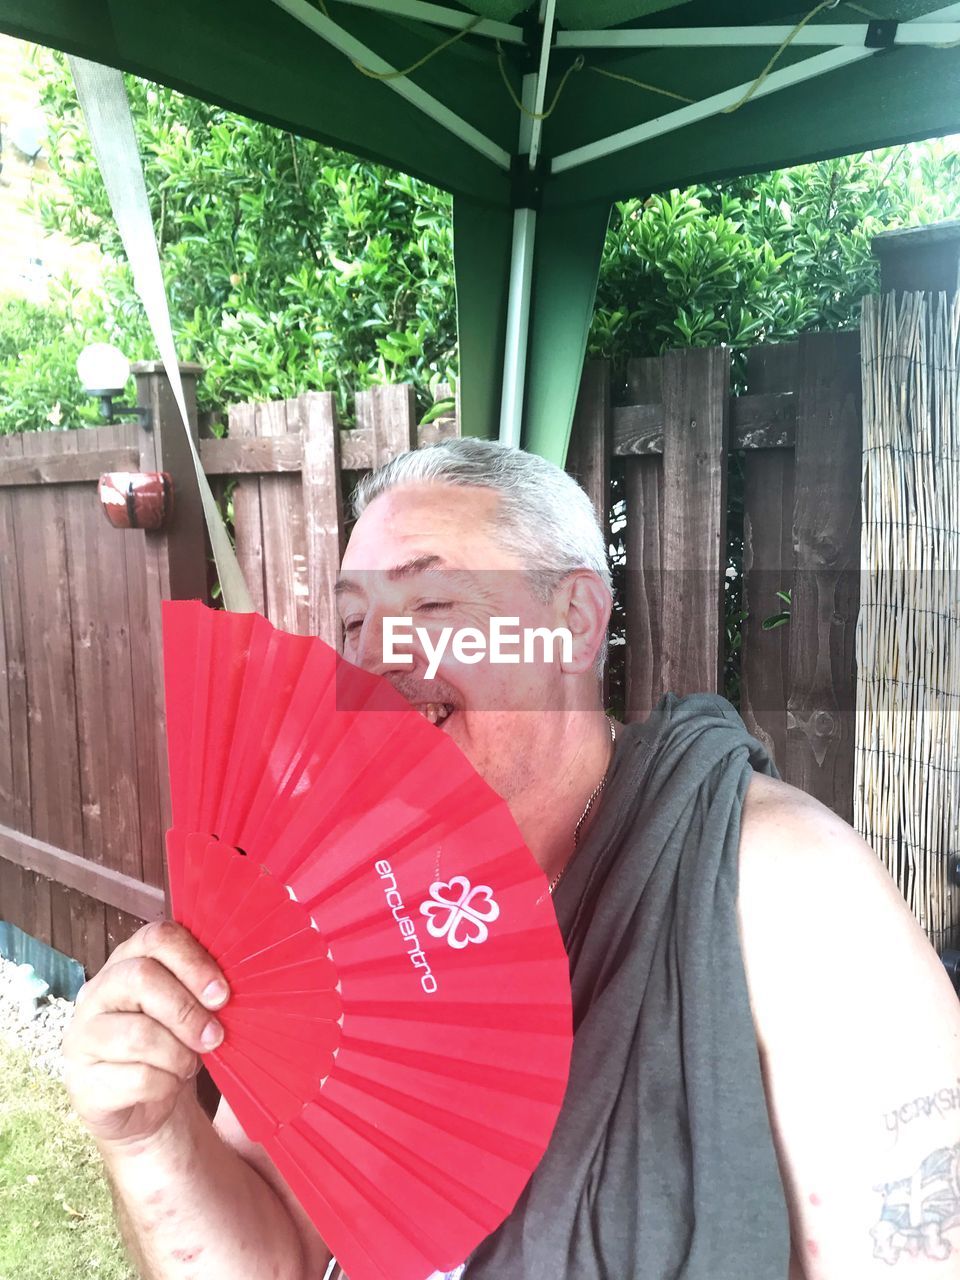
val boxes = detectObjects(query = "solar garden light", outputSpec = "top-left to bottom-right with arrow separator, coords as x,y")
77,342 -> 152,428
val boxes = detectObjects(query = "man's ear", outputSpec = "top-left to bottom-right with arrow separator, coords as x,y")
555,571 -> 611,674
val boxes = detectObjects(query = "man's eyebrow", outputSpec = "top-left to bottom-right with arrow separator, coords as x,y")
333,554 -> 449,597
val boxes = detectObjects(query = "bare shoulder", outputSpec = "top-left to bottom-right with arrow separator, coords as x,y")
735,768 -> 949,1031
733,770 -> 960,1277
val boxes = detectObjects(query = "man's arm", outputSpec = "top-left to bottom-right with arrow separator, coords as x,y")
98,1085 -> 329,1280
62,918 -> 332,1280
738,773 -> 960,1278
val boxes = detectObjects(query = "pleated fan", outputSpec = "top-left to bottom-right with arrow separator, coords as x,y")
161,599 -> 573,1280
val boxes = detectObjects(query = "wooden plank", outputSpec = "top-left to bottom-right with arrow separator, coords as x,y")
14,430 -> 85,947
119,420 -> 165,895
49,878 -> 76,963
339,428 -> 375,472
660,346 -> 731,697
105,904 -> 152,961
199,428 -> 384,475
68,426 -> 143,885
613,392 -> 796,457
0,445 -> 139,486
357,385 -> 418,468
786,330 -> 862,821
740,344 -> 799,776
301,393 -> 345,649
0,856 -> 25,934
260,398 -> 309,634
0,432 -> 30,835
71,886 -> 110,975
623,358 -> 665,724
417,418 -> 459,448
199,434 -> 302,476
0,821 -> 164,920
228,402 -> 267,617
566,359 -> 612,528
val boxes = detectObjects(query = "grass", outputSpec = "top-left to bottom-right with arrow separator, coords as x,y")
0,1039 -> 135,1280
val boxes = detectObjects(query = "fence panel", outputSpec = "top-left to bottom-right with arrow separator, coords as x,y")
1,343 -> 869,980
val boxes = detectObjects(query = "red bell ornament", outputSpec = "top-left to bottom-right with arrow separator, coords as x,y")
98,471 -> 173,530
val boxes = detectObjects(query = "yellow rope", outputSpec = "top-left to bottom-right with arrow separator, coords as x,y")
495,42 -> 585,121
588,64 -> 695,104
722,0 -> 841,114
316,0 -> 482,81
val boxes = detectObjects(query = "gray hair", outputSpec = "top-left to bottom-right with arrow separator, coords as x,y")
351,437 -> 610,672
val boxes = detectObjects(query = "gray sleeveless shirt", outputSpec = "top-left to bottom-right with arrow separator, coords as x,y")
460,692 -> 792,1280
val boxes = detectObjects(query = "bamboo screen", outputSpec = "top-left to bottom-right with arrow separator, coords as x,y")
857,291 -> 960,953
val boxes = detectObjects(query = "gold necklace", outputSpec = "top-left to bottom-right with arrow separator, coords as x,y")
548,718 -> 617,897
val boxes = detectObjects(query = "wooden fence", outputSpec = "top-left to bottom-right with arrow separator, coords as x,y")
0,331 -> 863,978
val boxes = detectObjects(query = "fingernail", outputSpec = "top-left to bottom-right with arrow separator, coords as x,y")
201,979 -> 228,1008
201,1020 -> 223,1050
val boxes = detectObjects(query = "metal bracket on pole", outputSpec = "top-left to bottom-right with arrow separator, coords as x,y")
865,20 -> 899,48
510,153 -> 546,210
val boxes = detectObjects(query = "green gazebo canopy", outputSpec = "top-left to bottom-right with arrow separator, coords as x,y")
4,0 -> 960,461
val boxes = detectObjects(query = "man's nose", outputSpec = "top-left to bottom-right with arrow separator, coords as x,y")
353,610 -> 411,676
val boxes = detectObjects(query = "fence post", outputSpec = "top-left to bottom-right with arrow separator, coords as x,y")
660,346 -> 731,697
740,344 -> 799,774
130,361 -> 207,905
566,360 -> 611,529
785,331 -> 862,821
623,359 -> 665,724
302,392 -> 345,648
132,361 -> 208,603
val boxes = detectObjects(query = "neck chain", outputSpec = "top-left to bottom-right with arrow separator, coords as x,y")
548,718 -> 617,897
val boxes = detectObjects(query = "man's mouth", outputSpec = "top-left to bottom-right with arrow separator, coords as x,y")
415,702 -> 455,728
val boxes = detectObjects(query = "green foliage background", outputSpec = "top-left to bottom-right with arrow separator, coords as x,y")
3,49 -> 960,437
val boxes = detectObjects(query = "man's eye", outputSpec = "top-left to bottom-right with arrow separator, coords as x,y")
343,618 -> 364,634
415,601 -> 454,613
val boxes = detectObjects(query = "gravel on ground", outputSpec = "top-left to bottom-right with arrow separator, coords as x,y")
0,955 -> 75,1080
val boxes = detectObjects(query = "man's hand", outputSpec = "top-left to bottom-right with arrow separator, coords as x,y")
63,919 -> 230,1149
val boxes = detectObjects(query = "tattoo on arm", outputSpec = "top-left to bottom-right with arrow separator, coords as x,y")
871,1141 -> 960,1265
884,1081 -> 960,1143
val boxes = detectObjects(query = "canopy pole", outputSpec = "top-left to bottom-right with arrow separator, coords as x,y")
498,0 -> 556,448
499,206 -> 537,448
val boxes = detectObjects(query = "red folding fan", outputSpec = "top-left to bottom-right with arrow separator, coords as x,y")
161,599 -> 572,1280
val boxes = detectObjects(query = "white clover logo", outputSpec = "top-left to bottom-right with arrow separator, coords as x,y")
420,876 -> 500,949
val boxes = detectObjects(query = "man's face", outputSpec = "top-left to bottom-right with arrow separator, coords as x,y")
336,483 -> 570,802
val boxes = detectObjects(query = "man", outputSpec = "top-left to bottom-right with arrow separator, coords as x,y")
64,438 -> 960,1279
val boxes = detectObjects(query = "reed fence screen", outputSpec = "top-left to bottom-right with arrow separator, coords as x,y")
858,291 -> 960,953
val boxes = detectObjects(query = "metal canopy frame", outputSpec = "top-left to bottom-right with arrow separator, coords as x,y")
268,0 -> 511,168
328,0 -> 523,42
265,0 -> 960,448
556,22 -> 960,48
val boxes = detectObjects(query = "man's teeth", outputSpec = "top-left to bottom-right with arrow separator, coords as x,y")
418,703 -> 453,724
